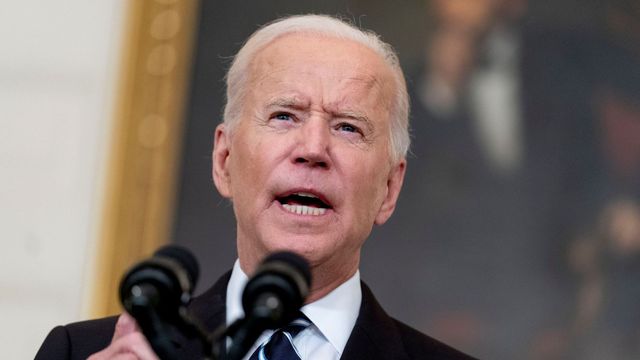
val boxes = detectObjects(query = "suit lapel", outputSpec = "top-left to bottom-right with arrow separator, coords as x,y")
341,282 -> 410,360
172,271 -> 231,359
190,271 -> 230,332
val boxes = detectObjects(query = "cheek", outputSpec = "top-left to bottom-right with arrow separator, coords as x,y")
229,138 -> 260,197
346,159 -> 389,216
229,134 -> 278,201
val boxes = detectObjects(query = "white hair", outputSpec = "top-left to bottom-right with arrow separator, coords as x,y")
223,14 -> 410,162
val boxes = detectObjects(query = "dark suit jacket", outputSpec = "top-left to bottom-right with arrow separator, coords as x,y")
35,273 -> 476,359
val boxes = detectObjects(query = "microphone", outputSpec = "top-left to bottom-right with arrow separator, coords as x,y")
120,245 -> 199,319
119,245 -> 200,359
225,251 -> 311,360
242,251 -> 311,327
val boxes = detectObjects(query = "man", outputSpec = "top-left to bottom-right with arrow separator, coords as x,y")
36,14 -> 475,360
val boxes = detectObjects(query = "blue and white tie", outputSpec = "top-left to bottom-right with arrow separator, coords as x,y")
248,315 -> 312,360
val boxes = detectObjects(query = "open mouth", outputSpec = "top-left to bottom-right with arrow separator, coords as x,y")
276,192 -> 332,216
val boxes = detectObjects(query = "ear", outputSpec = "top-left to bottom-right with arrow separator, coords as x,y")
374,159 -> 406,225
212,124 -> 232,198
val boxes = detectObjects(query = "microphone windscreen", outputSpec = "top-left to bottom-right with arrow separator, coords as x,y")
155,245 -> 200,288
261,251 -> 311,288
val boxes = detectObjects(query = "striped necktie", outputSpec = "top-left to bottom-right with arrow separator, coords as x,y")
248,314 -> 312,360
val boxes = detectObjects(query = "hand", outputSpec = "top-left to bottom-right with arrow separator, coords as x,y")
87,313 -> 159,360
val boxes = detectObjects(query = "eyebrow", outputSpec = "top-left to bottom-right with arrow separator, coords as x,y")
334,108 -> 373,131
265,96 -> 309,110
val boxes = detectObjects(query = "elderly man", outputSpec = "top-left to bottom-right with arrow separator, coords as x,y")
36,14 -> 475,360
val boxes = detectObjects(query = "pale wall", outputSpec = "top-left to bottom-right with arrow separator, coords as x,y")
0,1 -> 126,357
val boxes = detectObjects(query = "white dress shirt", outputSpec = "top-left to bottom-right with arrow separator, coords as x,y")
226,260 -> 362,360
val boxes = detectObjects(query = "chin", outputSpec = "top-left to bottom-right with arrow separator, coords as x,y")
262,232 -> 333,259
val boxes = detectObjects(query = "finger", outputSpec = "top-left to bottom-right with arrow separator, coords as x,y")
124,332 -> 160,360
112,313 -> 139,342
89,346 -> 131,359
89,332 -> 159,360
108,355 -> 138,360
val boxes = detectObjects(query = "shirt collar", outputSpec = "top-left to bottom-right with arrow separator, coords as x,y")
226,259 -> 362,355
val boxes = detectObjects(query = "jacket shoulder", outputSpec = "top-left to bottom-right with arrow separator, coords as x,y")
348,282 -> 478,360
392,319 -> 478,360
35,316 -> 118,360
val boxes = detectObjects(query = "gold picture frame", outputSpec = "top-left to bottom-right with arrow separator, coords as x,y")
90,0 -> 199,317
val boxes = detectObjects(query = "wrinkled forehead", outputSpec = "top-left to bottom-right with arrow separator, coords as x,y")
246,32 -> 397,109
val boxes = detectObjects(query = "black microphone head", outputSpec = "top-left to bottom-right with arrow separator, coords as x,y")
241,251 -> 312,329
119,245 -> 199,318
154,245 -> 200,287
260,251 -> 311,289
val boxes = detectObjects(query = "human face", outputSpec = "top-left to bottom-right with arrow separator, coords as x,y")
213,33 -> 406,288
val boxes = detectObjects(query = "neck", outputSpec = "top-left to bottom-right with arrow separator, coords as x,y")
305,263 -> 358,303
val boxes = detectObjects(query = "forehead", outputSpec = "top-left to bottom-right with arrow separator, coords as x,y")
246,33 -> 396,108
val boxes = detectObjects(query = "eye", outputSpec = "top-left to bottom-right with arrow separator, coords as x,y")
337,122 -> 360,134
273,112 -> 293,121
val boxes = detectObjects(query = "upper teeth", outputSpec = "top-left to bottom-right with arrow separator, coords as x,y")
283,204 -> 327,216
296,192 -> 318,198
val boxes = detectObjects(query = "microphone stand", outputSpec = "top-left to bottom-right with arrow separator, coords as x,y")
126,285 -> 181,360
125,283 -> 220,360
216,291 -> 287,360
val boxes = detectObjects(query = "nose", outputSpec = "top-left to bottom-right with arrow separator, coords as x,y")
293,117 -> 331,168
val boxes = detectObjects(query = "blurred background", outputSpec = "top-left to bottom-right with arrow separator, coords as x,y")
2,0 -> 639,359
